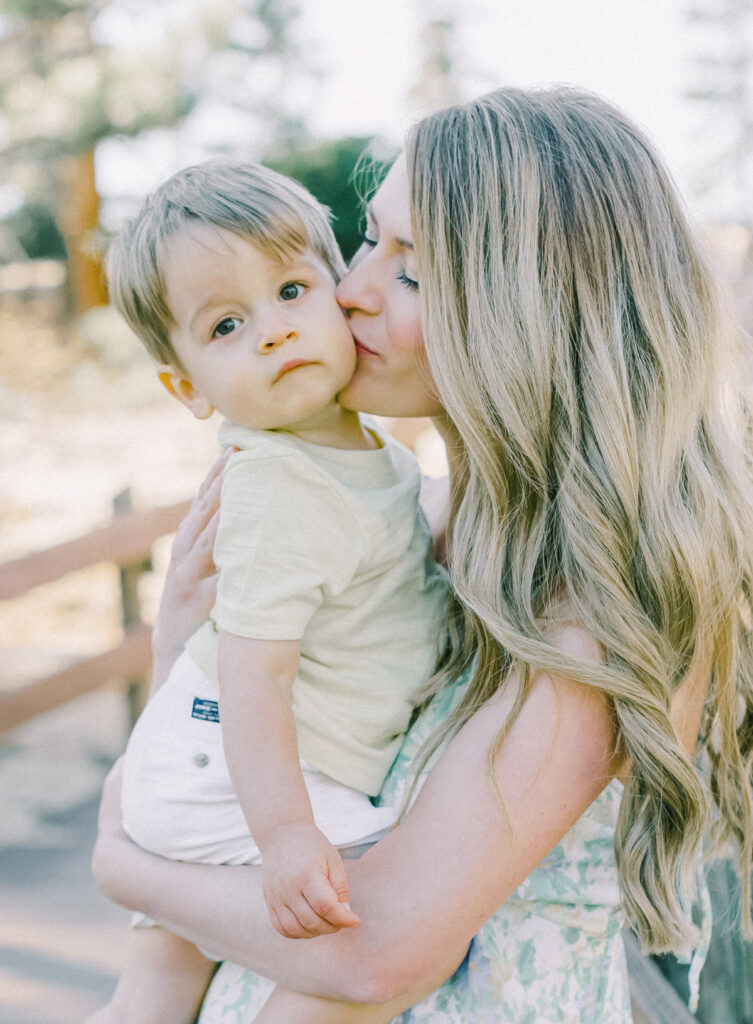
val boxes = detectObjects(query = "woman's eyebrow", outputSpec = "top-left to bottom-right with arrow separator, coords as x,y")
365,203 -> 414,250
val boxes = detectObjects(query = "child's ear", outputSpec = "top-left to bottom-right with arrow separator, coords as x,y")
157,365 -> 214,420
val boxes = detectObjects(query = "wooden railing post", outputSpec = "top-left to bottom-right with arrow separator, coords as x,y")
113,489 -> 151,729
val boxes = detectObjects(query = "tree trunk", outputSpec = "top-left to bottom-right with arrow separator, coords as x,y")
57,148 -> 108,320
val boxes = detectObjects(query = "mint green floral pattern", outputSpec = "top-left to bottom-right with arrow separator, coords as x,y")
199,668 -> 707,1023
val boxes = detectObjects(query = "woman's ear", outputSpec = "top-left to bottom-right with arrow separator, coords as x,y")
157,365 -> 215,420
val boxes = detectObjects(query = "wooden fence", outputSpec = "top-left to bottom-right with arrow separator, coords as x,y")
0,492 -> 189,734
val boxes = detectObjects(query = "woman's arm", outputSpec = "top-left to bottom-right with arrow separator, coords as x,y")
251,968 -> 451,1023
94,658 -> 619,1006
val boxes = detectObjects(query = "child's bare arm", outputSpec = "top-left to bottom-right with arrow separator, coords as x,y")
217,630 -> 361,940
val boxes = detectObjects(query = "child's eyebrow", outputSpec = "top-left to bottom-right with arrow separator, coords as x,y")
189,297 -> 224,329
365,203 -> 414,251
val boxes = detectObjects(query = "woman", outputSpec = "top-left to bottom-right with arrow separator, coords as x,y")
93,87 -> 753,1023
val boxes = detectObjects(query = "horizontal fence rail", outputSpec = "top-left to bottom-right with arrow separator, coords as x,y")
0,496 -> 190,734
0,500 -> 190,601
0,623 -> 152,734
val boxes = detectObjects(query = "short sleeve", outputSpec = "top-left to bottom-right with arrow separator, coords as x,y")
212,448 -> 365,641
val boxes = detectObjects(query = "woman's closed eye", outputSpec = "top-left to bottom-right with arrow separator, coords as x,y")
397,270 -> 419,292
212,316 -> 242,339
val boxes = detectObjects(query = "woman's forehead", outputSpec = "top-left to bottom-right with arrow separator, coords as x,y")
368,156 -> 412,241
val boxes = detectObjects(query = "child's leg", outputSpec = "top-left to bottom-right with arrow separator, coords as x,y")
85,925 -> 217,1024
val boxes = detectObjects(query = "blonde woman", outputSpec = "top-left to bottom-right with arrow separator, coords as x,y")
92,87 -> 753,1023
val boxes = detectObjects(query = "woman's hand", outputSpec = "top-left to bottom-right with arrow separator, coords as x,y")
150,453 -> 228,690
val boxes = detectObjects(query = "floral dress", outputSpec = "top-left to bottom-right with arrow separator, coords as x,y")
198,669 -> 709,1024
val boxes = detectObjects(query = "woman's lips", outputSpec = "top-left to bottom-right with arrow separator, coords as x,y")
353,338 -> 379,357
273,359 -> 313,382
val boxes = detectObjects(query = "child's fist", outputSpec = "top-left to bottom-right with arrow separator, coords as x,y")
260,823 -> 361,939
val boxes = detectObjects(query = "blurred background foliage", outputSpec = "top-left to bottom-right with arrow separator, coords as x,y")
3,0 -> 746,331
0,0 -> 310,310
267,136 -> 387,262
0,0 -> 458,319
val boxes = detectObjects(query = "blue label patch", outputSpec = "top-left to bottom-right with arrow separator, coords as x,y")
191,697 -> 220,723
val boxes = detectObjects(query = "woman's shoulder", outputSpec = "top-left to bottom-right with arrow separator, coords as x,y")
540,594 -> 605,665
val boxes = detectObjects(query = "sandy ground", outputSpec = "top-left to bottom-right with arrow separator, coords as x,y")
0,299 -> 447,1022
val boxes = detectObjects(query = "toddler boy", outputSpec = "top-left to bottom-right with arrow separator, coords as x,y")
91,159 -> 445,1023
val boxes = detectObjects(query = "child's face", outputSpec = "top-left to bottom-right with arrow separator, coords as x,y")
158,225 -> 356,431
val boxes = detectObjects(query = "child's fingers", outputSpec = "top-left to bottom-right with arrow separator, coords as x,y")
302,874 -> 361,930
267,886 -> 344,938
283,894 -> 331,935
325,848 -> 352,905
271,901 -> 317,940
288,898 -> 343,938
269,904 -> 300,939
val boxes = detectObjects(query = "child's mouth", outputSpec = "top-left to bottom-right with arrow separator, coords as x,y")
273,359 -> 313,383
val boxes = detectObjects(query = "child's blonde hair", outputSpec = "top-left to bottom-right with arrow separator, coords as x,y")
407,86 -> 753,954
106,159 -> 346,368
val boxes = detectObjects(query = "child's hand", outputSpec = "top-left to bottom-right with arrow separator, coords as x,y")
261,824 -> 361,939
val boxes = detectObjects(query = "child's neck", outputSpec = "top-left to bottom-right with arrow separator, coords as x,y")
279,404 -> 379,451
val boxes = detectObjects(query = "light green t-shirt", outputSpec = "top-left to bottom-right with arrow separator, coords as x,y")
185,419 -> 447,796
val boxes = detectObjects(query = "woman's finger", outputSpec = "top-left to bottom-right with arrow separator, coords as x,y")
196,507 -> 221,567
196,571 -> 219,606
196,449 -> 232,501
172,472 -> 223,556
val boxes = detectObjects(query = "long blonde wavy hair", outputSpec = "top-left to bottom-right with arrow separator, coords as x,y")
405,86 -> 753,954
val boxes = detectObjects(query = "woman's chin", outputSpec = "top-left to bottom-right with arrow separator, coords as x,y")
339,369 -> 444,419
337,377 -> 375,414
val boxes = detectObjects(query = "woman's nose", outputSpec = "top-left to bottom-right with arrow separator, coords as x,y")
336,258 -> 381,315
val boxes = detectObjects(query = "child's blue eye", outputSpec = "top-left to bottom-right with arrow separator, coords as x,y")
280,282 -> 304,301
212,317 -> 242,338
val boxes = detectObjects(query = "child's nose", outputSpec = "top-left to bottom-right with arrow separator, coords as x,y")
258,325 -> 298,352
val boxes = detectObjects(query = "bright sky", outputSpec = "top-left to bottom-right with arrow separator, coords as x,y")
300,0 -> 688,159
95,0 -> 731,221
